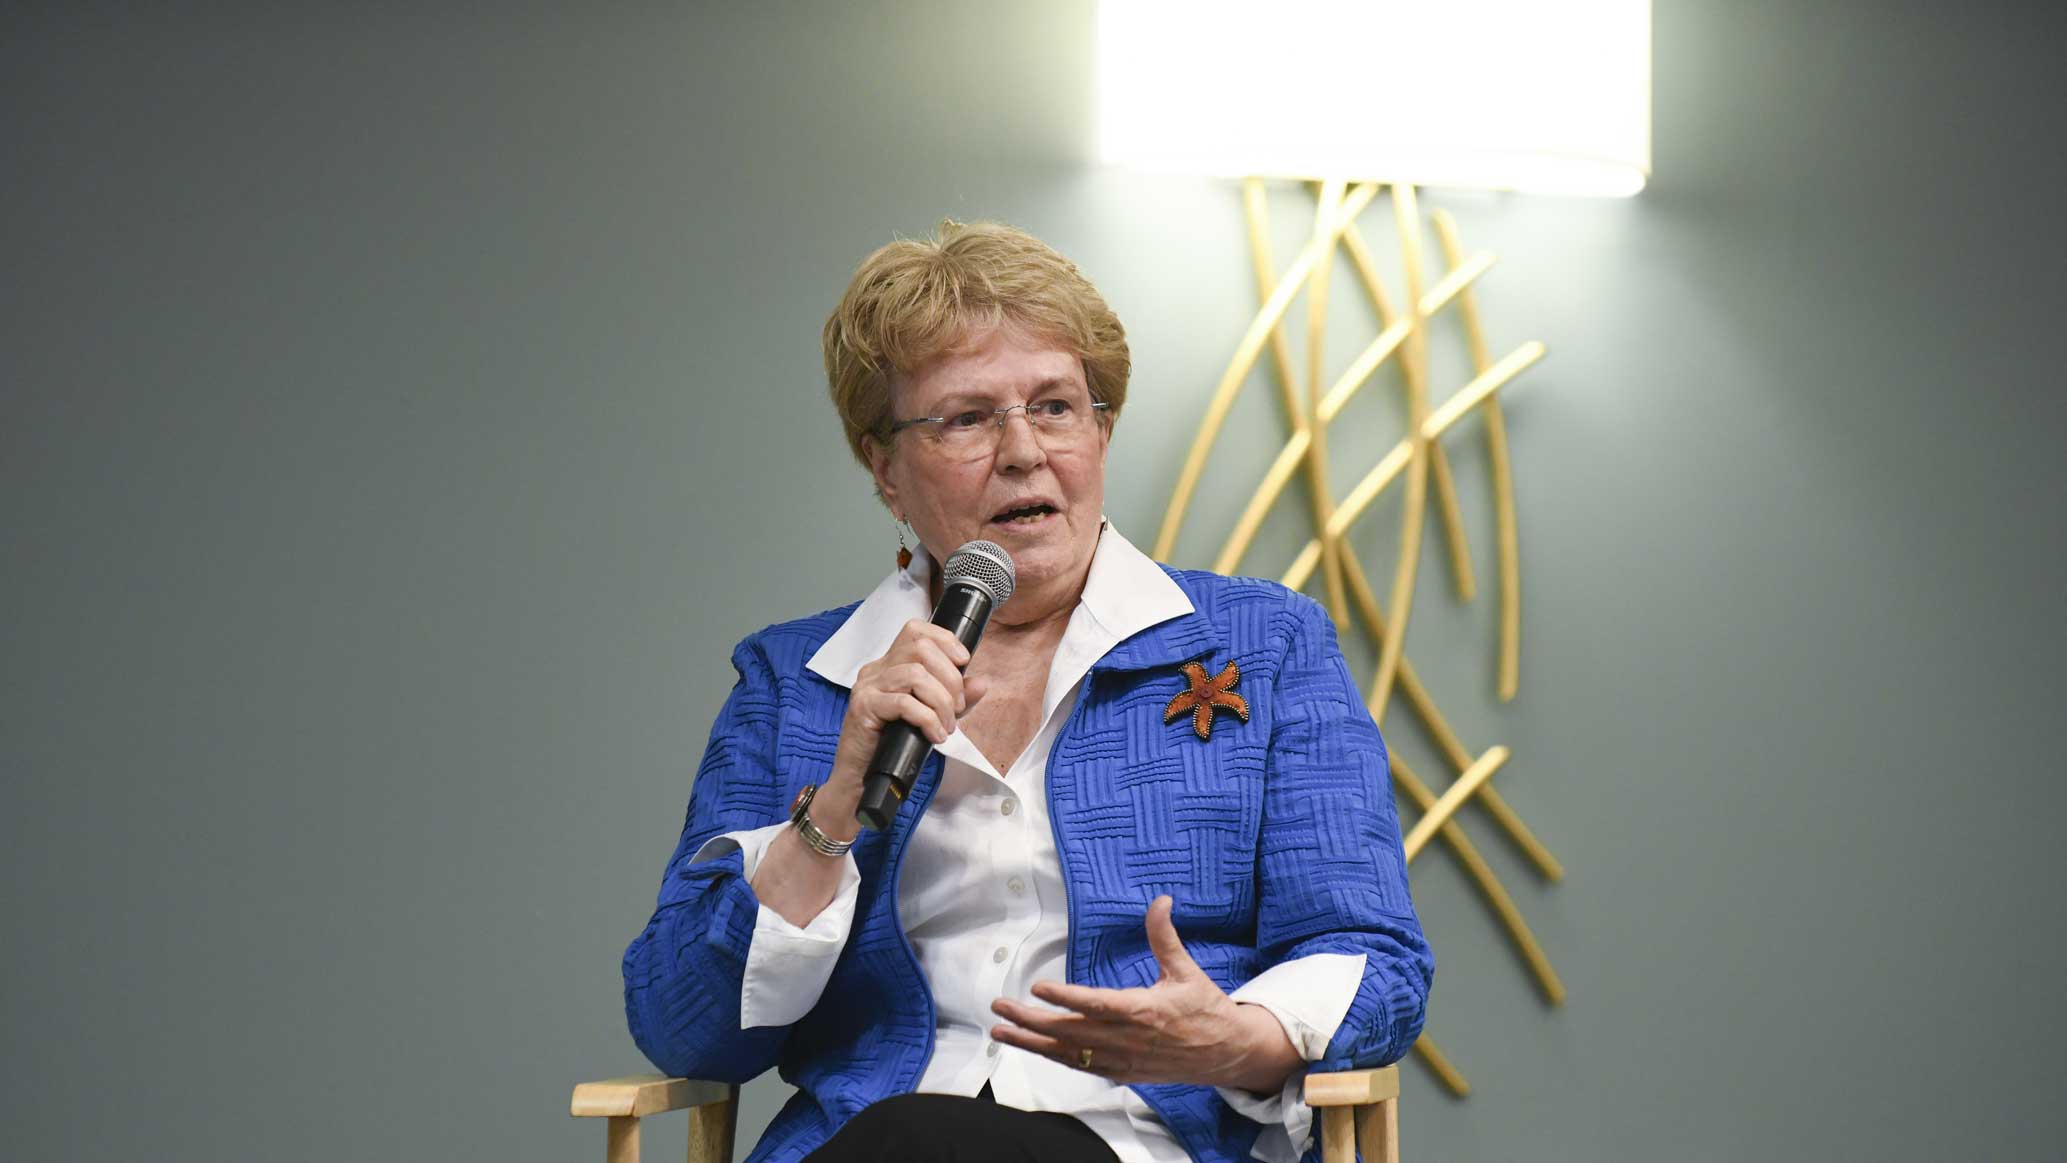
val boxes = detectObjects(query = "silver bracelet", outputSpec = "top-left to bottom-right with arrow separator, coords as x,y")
787,783 -> 854,857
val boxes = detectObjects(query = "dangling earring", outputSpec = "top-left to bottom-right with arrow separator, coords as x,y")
895,519 -> 913,571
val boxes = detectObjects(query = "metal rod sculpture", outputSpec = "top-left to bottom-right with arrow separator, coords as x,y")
1155,180 -> 1563,1097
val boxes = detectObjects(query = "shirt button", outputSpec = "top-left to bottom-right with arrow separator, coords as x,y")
1007,877 -> 1025,895
1001,798 -> 1018,816
986,1042 -> 1000,1057
992,946 -> 1009,964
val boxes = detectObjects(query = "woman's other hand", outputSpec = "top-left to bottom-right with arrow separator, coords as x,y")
987,896 -> 1302,1093
816,619 -> 989,836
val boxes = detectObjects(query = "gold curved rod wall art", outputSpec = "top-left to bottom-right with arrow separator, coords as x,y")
1155,180 -> 1563,1097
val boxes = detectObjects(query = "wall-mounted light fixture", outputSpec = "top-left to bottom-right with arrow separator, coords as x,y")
1100,0 -> 1650,195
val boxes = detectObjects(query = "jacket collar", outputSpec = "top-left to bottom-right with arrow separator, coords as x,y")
805,521 -> 1217,688
1086,589 -> 1222,674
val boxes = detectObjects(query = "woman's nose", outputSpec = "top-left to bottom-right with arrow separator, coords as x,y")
993,407 -> 1047,470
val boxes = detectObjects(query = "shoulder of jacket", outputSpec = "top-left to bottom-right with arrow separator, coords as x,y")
730,601 -> 864,675
1157,566 -> 1330,643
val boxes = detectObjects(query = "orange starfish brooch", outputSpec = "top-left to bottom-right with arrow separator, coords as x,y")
1164,659 -> 1249,741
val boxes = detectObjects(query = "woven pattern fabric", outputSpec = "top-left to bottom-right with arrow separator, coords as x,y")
622,570 -> 1431,1163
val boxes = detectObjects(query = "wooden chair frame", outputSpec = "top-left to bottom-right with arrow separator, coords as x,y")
571,1065 -> 1398,1163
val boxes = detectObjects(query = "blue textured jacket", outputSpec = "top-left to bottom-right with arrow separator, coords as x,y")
623,568 -> 1432,1163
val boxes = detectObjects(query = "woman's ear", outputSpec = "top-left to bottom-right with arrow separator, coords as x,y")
862,434 -> 899,515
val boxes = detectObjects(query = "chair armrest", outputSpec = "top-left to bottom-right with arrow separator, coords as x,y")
1303,1065 -> 1400,1107
1306,1066 -> 1401,1163
570,1074 -> 733,1118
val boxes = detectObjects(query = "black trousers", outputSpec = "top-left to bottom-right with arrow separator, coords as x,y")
802,1084 -> 1123,1163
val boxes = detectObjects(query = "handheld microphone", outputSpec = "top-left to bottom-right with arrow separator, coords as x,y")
855,539 -> 1015,831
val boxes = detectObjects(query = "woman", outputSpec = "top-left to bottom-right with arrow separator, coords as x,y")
623,221 -> 1432,1163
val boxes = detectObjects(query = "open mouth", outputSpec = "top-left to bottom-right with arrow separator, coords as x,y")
991,502 -> 1059,527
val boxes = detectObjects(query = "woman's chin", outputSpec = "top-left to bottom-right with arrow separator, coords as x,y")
942,513 -> 1094,598
993,541 -> 1089,599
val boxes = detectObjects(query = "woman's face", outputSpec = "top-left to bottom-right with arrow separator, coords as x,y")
866,325 -> 1110,619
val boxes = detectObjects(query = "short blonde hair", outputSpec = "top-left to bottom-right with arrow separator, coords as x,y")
823,219 -> 1130,467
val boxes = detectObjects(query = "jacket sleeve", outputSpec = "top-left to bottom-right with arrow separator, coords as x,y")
621,634 -> 796,1083
1254,596 -> 1434,1072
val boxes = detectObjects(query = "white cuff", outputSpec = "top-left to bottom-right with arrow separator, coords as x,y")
691,823 -> 862,1029
1219,1071 -> 1312,1163
1214,952 -> 1367,1163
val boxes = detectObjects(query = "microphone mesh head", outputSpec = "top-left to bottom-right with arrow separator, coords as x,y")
942,540 -> 1016,606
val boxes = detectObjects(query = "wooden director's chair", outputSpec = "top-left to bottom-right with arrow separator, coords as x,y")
570,1064 -> 1400,1163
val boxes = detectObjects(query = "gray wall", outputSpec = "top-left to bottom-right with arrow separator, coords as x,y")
5,2 -> 2063,1160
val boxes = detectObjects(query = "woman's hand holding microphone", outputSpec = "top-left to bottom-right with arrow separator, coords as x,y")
751,619 -> 986,927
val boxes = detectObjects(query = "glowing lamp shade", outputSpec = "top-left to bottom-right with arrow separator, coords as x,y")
1098,0 -> 1651,196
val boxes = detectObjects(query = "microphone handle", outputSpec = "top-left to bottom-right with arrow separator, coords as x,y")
855,584 -> 994,831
